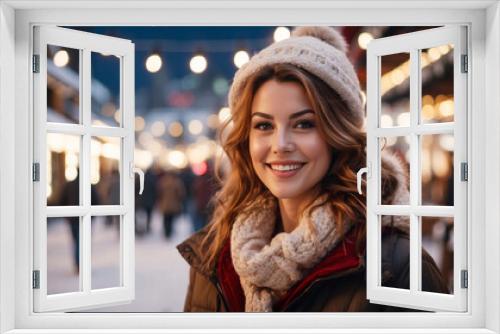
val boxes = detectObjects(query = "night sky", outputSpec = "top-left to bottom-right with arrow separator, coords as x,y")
71,26 -> 281,99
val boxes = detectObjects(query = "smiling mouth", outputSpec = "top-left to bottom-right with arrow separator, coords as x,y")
265,163 -> 306,178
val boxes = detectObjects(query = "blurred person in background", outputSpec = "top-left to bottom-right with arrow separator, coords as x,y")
60,171 -> 100,275
135,175 -> 146,236
141,163 -> 161,234
106,169 -> 121,230
179,166 -> 195,218
177,26 -> 448,312
191,160 -> 219,231
157,170 -> 186,239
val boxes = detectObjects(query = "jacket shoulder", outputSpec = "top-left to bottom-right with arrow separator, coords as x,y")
176,224 -> 214,278
381,230 -> 449,293
183,266 -> 222,312
381,230 -> 410,286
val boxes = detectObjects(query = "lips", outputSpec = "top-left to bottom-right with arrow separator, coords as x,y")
265,162 -> 306,178
269,164 -> 303,171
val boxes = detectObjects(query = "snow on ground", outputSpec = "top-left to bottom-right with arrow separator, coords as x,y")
47,209 -> 192,312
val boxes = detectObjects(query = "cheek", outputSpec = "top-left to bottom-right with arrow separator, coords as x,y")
249,134 -> 267,164
303,135 -> 331,169
248,136 -> 269,184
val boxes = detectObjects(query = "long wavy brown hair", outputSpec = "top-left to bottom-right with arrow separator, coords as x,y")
203,63 -> 400,268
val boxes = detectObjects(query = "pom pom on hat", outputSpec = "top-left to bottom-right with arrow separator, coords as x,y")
292,26 -> 348,54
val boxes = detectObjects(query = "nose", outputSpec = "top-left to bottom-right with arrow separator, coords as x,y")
272,127 -> 295,154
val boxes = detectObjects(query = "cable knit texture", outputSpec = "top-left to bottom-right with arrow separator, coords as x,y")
230,153 -> 409,312
231,194 -> 351,312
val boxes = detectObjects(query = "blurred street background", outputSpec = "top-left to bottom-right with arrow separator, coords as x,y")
45,26 -> 455,312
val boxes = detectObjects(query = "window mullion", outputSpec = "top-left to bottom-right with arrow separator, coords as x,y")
81,48 -> 91,207
374,205 -> 454,216
409,48 -> 421,293
374,123 -> 454,137
81,214 -> 91,293
81,48 -> 92,293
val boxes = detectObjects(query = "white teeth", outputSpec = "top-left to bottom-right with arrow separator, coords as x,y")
270,164 -> 302,171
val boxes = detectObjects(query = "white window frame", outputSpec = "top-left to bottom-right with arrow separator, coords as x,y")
365,26 -> 468,312
0,1 -> 499,333
33,26 -> 136,312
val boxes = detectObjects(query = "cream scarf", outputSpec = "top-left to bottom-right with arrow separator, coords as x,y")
230,195 -> 352,312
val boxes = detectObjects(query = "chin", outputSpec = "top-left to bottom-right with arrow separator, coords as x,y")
268,187 -> 302,200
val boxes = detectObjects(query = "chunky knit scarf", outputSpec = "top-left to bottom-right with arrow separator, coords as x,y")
230,194 -> 352,312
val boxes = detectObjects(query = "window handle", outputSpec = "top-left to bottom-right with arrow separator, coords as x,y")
130,162 -> 144,195
356,163 -> 371,195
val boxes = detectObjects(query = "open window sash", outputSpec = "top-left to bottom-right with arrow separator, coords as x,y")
365,26 -> 467,312
33,26 -> 135,312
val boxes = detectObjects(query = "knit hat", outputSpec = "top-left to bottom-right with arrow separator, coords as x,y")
228,26 -> 364,123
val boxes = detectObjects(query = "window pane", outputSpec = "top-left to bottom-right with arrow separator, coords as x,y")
421,216 -> 453,294
91,216 -> 121,290
47,134 -> 81,206
380,52 -> 410,128
47,45 -> 80,124
47,217 -> 81,295
421,45 -> 454,124
91,52 -> 121,127
381,215 -> 410,290
421,134 -> 454,206
91,136 -> 122,205
379,136 -> 410,205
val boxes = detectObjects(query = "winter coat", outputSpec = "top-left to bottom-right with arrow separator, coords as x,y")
177,223 -> 449,312
177,153 -> 449,312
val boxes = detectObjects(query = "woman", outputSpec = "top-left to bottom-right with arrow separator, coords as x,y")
177,26 -> 448,312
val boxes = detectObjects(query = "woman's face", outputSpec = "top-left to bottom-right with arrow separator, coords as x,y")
249,79 -> 332,202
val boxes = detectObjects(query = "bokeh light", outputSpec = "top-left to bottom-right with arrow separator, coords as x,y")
233,50 -> 250,68
188,119 -> 203,135
145,54 -> 162,73
53,50 -> 69,67
357,32 -> 374,50
168,121 -> 184,138
135,116 -> 145,132
151,121 -> 166,137
274,27 -> 290,42
218,107 -> 231,124
189,55 -> 207,74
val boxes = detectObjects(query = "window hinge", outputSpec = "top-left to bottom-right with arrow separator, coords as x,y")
461,270 -> 468,289
33,163 -> 40,182
32,270 -> 40,289
32,55 -> 40,73
461,54 -> 468,73
461,162 -> 468,181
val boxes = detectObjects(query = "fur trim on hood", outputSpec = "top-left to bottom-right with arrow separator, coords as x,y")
380,151 -> 410,234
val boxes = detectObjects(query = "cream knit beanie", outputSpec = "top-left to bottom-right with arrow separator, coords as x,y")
228,26 -> 364,124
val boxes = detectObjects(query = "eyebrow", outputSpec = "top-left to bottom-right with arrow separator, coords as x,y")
251,109 -> 315,120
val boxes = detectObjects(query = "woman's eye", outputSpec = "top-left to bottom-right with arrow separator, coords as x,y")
254,122 -> 273,131
296,120 -> 315,129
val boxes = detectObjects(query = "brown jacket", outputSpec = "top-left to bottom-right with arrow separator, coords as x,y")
177,225 -> 449,312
